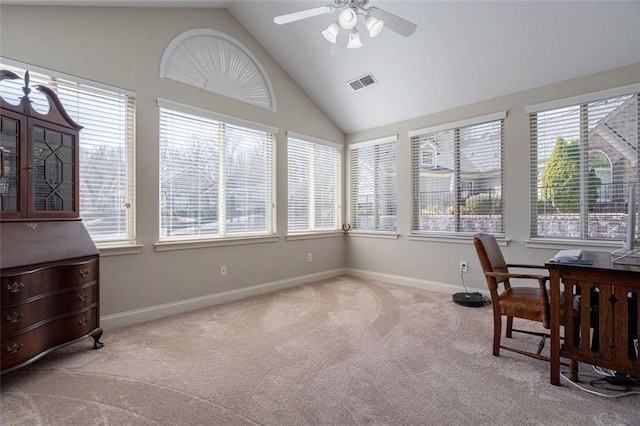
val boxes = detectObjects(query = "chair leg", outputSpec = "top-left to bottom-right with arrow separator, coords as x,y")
493,313 -> 502,356
506,316 -> 513,338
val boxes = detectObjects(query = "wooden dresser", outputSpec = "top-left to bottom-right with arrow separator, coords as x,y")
1,70 -> 103,374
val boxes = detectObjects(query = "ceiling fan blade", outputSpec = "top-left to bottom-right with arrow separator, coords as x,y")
274,5 -> 335,25
369,7 -> 417,37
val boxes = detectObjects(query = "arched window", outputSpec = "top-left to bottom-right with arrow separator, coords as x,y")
160,29 -> 276,111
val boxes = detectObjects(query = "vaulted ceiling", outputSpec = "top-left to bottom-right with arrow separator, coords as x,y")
5,1 -> 640,133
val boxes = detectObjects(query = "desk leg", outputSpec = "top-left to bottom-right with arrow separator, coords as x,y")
550,269 -> 561,386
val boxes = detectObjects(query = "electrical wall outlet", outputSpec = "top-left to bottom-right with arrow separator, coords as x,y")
459,261 -> 468,273
220,265 -> 227,276
307,253 -> 312,263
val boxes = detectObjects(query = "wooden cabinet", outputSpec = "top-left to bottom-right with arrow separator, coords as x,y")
1,70 -> 102,374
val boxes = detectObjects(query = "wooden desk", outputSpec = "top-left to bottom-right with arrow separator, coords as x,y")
546,252 -> 640,385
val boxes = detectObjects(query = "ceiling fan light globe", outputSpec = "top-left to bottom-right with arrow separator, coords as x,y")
322,22 -> 340,43
365,16 -> 384,38
347,30 -> 363,49
338,8 -> 358,29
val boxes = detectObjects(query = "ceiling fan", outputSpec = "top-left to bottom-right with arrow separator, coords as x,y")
274,0 -> 417,51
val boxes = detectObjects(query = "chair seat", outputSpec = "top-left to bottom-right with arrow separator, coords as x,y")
499,286 -> 543,322
499,286 -> 576,327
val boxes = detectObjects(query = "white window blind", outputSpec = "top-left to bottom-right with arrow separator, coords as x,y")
0,61 -> 136,244
159,103 -> 275,240
288,134 -> 341,233
529,91 -> 639,241
411,115 -> 504,235
349,137 -> 397,232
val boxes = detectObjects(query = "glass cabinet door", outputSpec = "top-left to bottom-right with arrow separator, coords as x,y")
30,122 -> 77,216
0,115 -> 22,215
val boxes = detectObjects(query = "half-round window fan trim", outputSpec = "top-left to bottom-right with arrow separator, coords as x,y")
160,28 -> 276,112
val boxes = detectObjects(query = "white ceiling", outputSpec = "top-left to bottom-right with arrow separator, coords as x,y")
5,1 -> 640,133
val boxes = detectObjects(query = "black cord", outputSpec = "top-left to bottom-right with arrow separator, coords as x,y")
590,378 -> 639,392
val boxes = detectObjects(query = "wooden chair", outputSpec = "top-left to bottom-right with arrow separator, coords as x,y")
473,233 -> 574,363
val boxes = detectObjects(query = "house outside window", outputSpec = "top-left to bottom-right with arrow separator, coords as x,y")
287,133 -> 342,233
0,60 -> 136,245
349,136 -> 397,232
410,112 -> 505,235
159,100 -> 276,240
528,88 -> 639,242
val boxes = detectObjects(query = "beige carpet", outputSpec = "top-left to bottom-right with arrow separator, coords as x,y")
1,276 -> 638,425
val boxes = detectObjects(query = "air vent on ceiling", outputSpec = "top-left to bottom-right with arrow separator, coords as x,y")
348,73 -> 377,92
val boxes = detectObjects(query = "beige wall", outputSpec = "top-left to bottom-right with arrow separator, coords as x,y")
346,63 -> 640,293
0,5 -> 346,326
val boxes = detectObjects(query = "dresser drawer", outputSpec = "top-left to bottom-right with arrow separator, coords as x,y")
1,283 -> 97,336
1,306 -> 98,371
1,258 -> 97,305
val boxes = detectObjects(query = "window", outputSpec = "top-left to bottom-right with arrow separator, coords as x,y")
528,87 -> 639,242
349,136 -> 397,232
410,112 -> 505,235
159,99 -> 275,240
287,133 -> 342,233
0,60 -> 136,245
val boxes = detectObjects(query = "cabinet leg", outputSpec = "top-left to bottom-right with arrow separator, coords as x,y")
91,328 -> 104,349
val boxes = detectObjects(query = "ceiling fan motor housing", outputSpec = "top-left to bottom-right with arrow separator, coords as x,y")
336,0 -> 370,10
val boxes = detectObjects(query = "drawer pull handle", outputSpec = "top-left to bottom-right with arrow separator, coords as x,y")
78,292 -> 88,301
7,282 -> 24,293
78,318 -> 88,326
6,312 -> 24,323
6,342 -> 23,355
79,268 -> 90,277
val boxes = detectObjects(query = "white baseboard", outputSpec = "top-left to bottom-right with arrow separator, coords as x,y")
101,268 -> 347,330
345,268 -> 487,296
101,268 -> 488,330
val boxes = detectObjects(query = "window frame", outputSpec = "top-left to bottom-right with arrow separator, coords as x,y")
409,111 -> 506,237
157,98 -> 277,244
526,84 -> 640,244
348,135 -> 398,234
287,131 -> 342,235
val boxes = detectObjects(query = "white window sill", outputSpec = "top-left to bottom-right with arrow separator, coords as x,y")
347,231 -> 400,240
154,235 -> 281,252
525,239 -> 621,252
408,233 -> 509,246
286,231 -> 344,241
97,242 -> 143,257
